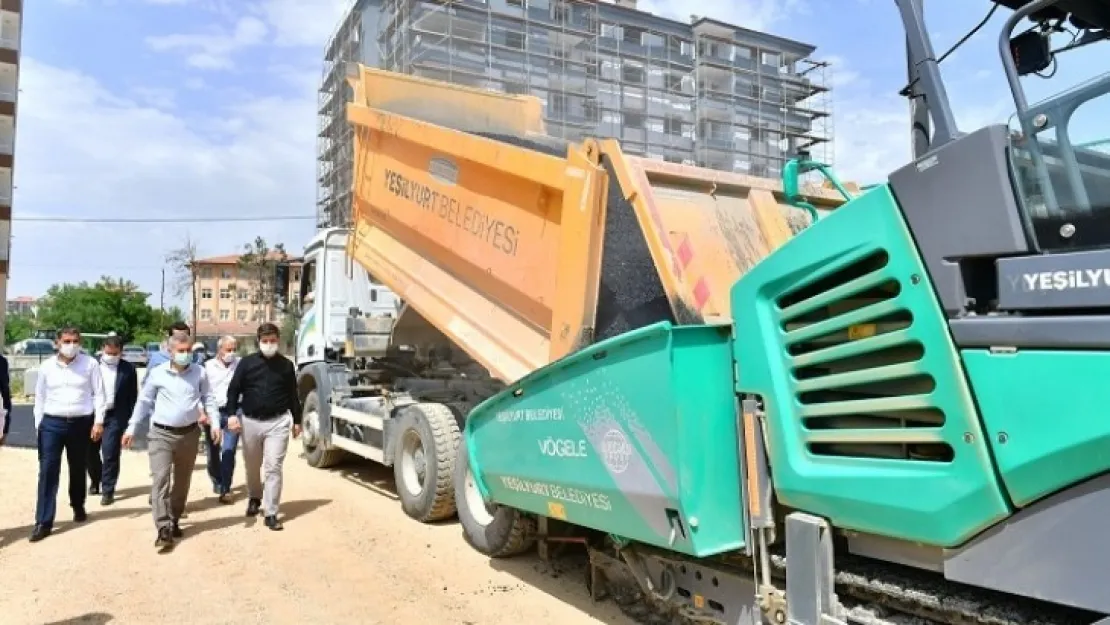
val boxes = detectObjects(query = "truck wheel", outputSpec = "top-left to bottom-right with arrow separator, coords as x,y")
301,390 -> 344,469
393,403 -> 460,522
454,438 -> 535,558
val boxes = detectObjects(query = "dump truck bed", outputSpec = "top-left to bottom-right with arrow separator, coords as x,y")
344,65 -> 848,383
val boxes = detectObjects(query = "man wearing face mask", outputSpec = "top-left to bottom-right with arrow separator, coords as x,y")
30,326 -> 108,542
226,323 -> 302,530
123,333 -> 219,550
88,336 -> 139,505
203,335 -> 241,504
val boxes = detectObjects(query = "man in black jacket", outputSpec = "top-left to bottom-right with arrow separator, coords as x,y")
89,336 -> 139,505
0,351 -> 11,445
225,323 -> 302,531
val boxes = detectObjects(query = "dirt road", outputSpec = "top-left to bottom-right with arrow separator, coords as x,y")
0,445 -> 638,625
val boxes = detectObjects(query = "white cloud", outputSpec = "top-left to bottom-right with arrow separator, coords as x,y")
632,0 -> 807,32
826,55 -> 1014,185
254,0 -> 352,48
145,15 -> 269,70
10,57 -> 318,302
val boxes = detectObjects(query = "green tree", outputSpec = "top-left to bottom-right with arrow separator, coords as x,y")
4,311 -> 35,345
35,276 -> 161,343
238,236 -> 289,324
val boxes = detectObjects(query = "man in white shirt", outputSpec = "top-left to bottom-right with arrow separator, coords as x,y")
203,335 -> 241,504
123,333 -> 219,550
30,326 -> 108,543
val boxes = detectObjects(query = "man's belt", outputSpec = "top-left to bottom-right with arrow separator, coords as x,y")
152,421 -> 199,434
247,411 -> 288,421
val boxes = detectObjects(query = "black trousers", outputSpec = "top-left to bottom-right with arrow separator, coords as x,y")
35,415 -> 93,526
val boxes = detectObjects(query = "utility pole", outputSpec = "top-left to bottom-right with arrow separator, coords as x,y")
159,268 -> 166,331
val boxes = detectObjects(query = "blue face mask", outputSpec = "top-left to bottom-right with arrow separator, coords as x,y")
173,352 -> 192,367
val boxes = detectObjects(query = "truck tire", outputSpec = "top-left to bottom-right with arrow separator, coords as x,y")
301,390 -> 345,469
454,438 -> 536,558
393,403 -> 460,522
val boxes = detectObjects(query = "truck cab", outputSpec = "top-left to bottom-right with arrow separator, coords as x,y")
295,227 -> 400,368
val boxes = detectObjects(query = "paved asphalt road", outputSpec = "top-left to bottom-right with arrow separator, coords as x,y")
3,405 -> 150,451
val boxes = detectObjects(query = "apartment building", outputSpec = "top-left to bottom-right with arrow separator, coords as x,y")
192,253 -> 302,340
0,0 -> 21,345
316,0 -> 831,227
6,295 -> 36,317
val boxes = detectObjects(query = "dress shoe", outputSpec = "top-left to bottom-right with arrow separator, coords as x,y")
29,524 -> 51,542
245,498 -> 261,517
73,508 -> 88,523
155,527 -> 174,549
101,493 -> 115,506
264,515 -> 284,531
89,484 -> 100,496
172,521 -> 183,538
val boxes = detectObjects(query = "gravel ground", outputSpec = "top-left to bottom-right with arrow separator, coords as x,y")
0,443 -> 637,625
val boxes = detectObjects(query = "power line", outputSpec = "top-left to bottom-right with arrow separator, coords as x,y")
12,215 -> 317,223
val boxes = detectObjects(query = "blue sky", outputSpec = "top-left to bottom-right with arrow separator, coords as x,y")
11,0 -> 1104,307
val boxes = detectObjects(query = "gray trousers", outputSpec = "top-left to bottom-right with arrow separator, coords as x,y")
148,423 -> 201,531
242,413 -> 292,516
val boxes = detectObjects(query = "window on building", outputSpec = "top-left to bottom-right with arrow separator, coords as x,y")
200,267 -> 212,279
623,112 -> 646,129
506,0 -> 524,6
549,93 -> 567,115
200,309 -> 212,320
622,63 -> 645,84
238,289 -> 248,300
219,289 -> 230,299
201,288 -> 213,300
583,100 -> 599,122
219,309 -> 230,321
664,117 -> 683,136
664,73 -> 683,92
239,268 -> 250,279
623,26 -> 644,46
237,310 -> 247,321
371,289 -> 378,303
221,268 -> 233,279
761,51 -> 781,67
551,1 -> 568,23
505,30 -> 525,50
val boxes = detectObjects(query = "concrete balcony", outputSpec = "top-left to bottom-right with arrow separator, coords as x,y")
0,218 -> 8,263
0,10 -> 18,52
0,116 -> 12,155
0,167 -> 11,206
0,63 -> 14,101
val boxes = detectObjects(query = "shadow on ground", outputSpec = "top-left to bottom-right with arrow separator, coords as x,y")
0,506 -> 147,552
488,549 -> 636,625
293,450 -> 401,502
178,498 -> 332,540
42,613 -> 114,625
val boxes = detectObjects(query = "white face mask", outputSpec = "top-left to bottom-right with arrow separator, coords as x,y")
102,354 -> 120,365
221,352 -> 237,364
172,352 -> 192,367
259,343 -> 278,357
58,343 -> 79,359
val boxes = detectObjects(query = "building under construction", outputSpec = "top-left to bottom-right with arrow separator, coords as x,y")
317,0 -> 832,228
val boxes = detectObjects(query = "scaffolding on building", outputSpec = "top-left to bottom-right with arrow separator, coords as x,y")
316,0 -> 833,229
316,1 -> 363,229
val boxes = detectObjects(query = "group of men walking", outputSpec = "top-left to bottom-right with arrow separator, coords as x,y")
24,321 -> 303,550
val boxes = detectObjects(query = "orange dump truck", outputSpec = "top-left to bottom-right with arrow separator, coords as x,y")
292,64 -> 846,522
